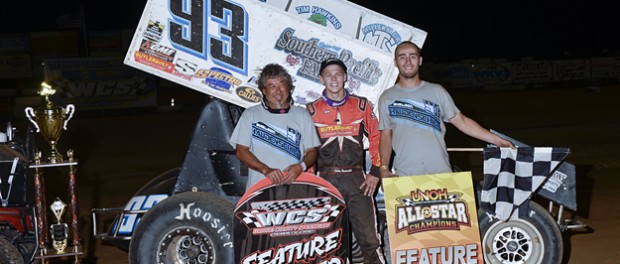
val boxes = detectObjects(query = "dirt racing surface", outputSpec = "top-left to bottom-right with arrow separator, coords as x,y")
17,85 -> 618,263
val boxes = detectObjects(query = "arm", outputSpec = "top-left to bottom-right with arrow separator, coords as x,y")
236,144 -> 284,184
379,129 -> 395,178
360,102 -> 382,196
449,112 -> 515,148
282,147 -> 318,184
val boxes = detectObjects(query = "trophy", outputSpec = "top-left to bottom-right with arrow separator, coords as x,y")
50,197 -> 69,253
25,82 -> 75,163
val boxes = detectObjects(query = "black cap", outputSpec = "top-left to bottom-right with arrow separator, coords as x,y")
319,58 -> 347,75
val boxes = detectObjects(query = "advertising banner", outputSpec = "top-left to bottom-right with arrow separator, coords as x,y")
43,57 -> 157,110
382,172 -> 483,264
124,0 -> 426,110
234,172 -> 349,264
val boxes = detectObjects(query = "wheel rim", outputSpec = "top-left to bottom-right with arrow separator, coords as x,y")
483,218 -> 544,264
157,226 -> 215,264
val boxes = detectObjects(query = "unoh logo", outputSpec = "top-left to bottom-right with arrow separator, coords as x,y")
195,67 -> 242,92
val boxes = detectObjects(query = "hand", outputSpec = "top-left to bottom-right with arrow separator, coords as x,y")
360,174 -> 380,197
496,138 -> 516,149
380,168 -> 395,178
281,163 -> 303,184
264,168 -> 285,185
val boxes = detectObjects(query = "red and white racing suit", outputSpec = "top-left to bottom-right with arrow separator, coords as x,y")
307,94 -> 385,264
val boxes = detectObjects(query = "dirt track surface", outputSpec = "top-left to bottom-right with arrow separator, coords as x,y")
16,85 -> 619,263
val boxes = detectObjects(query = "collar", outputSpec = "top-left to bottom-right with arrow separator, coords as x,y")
322,89 -> 349,107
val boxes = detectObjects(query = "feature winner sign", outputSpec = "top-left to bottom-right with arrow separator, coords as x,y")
383,172 -> 483,264
234,173 -> 348,264
124,0 -> 426,109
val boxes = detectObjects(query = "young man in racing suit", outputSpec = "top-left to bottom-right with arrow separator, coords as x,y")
307,58 -> 386,264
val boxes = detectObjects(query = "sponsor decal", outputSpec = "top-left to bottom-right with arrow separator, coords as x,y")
235,86 -> 261,103
117,194 -> 168,235
294,5 -> 342,29
318,124 -> 359,139
361,23 -> 402,52
252,122 -> 301,160
195,67 -> 242,92
175,202 -> 233,248
275,27 -> 382,85
134,39 -> 176,73
173,58 -> 197,81
388,100 -> 441,132
143,20 -> 164,42
543,170 -> 567,193
138,39 -> 176,61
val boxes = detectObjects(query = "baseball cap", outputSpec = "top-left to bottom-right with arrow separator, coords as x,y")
319,58 -> 347,75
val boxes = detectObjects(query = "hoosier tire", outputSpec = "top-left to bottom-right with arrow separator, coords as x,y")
479,201 -> 563,264
0,235 -> 25,264
128,191 -> 234,264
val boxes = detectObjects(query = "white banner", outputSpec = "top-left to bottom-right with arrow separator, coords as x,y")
125,0 -> 426,108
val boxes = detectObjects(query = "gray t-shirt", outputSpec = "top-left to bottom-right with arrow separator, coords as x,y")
378,81 -> 460,176
230,105 -> 321,189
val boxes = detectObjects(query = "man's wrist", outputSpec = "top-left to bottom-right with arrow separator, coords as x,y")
380,165 -> 390,171
299,161 -> 307,171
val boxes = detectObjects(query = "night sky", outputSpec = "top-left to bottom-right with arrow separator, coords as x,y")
2,0 -> 618,62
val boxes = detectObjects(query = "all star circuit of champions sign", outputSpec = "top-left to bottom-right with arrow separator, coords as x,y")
383,172 -> 483,264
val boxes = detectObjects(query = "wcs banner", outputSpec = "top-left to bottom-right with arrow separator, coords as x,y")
234,173 -> 349,264
383,172 -> 483,264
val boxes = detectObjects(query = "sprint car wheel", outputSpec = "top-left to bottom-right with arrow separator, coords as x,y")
479,201 -> 563,264
0,236 -> 25,264
128,191 -> 234,264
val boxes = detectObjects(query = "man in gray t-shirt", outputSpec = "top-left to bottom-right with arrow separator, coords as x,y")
230,64 -> 320,190
378,41 -> 514,177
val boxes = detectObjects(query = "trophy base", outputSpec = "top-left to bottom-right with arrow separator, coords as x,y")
35,245 -> 83,261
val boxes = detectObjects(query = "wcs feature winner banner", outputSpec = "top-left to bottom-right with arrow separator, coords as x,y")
383,172 -> 483,264
125,0 -> 421,109
234,173 -> 349,264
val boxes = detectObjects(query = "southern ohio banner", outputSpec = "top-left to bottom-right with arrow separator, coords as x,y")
234,173 -> 349,264
124,0 -> 426,110
383,172 -> 483,264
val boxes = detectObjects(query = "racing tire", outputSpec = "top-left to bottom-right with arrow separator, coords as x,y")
479,201 -> 563,264
0,236 -> 25,264
128,191 -> 235,264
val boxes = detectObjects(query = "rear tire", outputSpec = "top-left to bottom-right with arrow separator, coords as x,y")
479,201 -> 563,264
128,191 -> 234,264
0,236 -> 25,264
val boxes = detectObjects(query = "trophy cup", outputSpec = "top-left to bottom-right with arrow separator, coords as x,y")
50,197 -> 69,253
25,82 -> 75,163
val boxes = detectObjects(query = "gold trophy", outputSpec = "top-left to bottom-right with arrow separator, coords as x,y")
50,197 -> 69,253
25,82 -> 75,163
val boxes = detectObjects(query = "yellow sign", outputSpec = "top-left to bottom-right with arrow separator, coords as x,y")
383,171 -> 483,264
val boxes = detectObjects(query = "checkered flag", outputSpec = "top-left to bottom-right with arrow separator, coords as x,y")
480,147 -> 570,221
